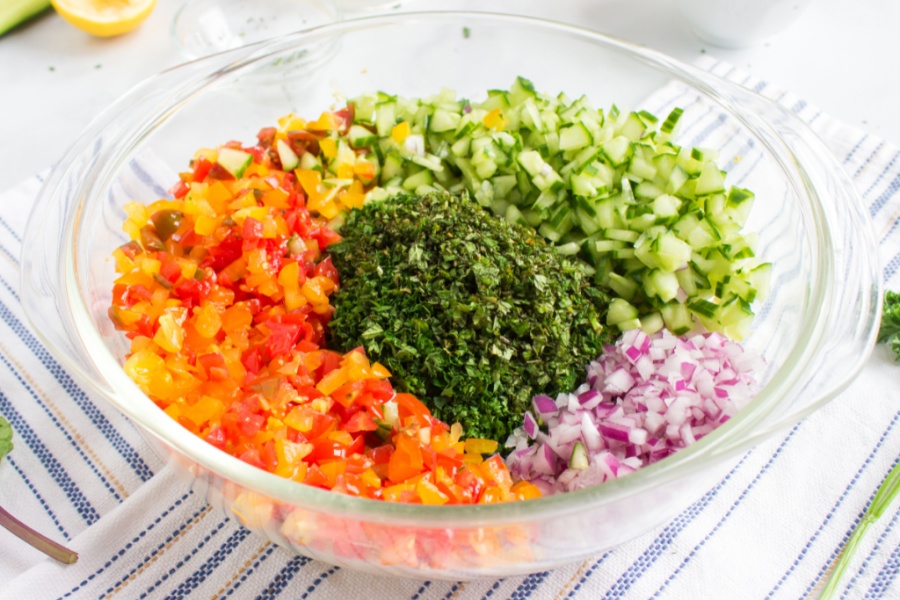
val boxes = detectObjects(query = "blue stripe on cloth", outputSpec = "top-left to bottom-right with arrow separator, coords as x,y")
859,146 -> 898,194
868,169 -> 900,218
255,555 -> 312,600
481,580 -> 503,598
217,543 -> 279,598
594,452 -> 755,599
564,553 -> 611,599
649,424 -> 804,599
579,451 -> 753,598
136,518 -> 240,599
0,351 -> 122,502
508,570 -> 551,599
442,583 -> 463,600
0,280 -> 155,482
7,456 -> 71,539
129,159 -> 170,198
0,216 -> 22,243
768,412 -> 900,597
298,565 -> 341,600
864,541 -> 900,599
851,141 -> 884,178
839,463 -> 900,599
410,581 -> 432,600
60,491 -> 194,598
0,237 -> 19,266
0,388 -> 99,525
882,251 -> 900,283
842,135 -> 870,167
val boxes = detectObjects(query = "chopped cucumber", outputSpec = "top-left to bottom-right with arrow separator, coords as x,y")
276,139 -> 299,171
217,148 -> 253,179
569,441 -> 589,470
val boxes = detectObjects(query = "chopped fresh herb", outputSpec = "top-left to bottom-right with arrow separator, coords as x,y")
0,416 -> 78,564
878,290 -> 900,360
0,416 -> 11,460
462,26 -> 471,39
327,191 -> 612,442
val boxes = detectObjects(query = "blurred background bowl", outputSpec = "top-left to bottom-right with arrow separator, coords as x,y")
20,11 -> 879,580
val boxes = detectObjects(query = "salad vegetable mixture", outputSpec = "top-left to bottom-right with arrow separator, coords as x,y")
109,78 -> 772,506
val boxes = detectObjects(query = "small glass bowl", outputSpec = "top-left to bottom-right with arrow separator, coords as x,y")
171,0 -> 340,60
22,11 -> 880,580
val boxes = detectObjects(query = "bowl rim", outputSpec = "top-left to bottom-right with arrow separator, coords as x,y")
44,10 -> 872,525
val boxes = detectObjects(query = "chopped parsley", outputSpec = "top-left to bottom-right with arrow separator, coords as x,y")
327,192 -> 612,442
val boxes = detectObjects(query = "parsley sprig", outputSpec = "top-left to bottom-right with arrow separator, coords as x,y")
877,290 -> 900,360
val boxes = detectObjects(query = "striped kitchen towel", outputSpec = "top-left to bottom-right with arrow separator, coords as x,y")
1,56 -> 899,599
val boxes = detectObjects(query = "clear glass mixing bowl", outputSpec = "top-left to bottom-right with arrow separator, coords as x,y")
20,11 -> 880,580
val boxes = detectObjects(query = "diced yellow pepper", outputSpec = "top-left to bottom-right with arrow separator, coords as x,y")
194,303 -> 222,338
483,108 -> 507,130
464,438 -> 499,456
392,121 -> 410,143
417,478 -> 449,505
153,312 -> 184,353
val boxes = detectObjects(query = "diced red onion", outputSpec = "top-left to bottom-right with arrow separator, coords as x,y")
523,411 -> 537,439
533,394 -> 557,416
505,329 -> 763,495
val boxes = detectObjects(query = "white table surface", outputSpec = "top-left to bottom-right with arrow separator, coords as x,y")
1,0 -> 899,195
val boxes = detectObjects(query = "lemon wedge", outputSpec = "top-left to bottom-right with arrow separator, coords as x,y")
51,0 -> 156,37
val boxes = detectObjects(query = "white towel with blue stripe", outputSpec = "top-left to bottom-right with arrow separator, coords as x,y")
1,56 -> 900,600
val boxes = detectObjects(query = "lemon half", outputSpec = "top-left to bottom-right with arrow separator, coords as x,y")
51,0 -> 156,37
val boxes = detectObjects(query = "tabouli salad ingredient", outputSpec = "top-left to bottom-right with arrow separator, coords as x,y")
506,329 -> 763,494
0,416 -> 79,563
327,191 -> 611,443
877,289 -> 900,361
109,141 -> 537,504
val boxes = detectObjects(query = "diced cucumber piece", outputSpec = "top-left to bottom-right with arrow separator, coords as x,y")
660,107 -> 684,135
608,298 -> 639,326
276,139 -> 299,171
570,441 -> 589,470
430,108 -> 462,133
640,311 -> 665,335
660,302 -> 693,335
607,271 -> 638,301
380,153 -> 403,182
559,122 -> 593,151
348,124 -> 377,149
694,161 -> 726,195
601,136 -> 632,166
401,168 -> 433,191
375,102 -> 396,137
217,148 -> 253,178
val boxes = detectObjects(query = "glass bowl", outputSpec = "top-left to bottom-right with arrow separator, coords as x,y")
20,11 -> 880,580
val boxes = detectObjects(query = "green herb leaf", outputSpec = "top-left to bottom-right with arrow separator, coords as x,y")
0,415 -> 12,461
327,191 -> 612,443
878,290 -> 900,360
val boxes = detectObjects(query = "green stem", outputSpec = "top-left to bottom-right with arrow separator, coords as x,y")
0,504 -> 78,564
820,458 -> 900,599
